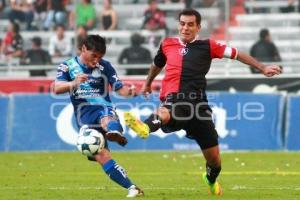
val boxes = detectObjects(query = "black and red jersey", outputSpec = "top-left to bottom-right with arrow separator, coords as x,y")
154,37 -> 237,101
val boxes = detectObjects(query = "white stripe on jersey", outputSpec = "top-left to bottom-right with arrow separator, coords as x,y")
223,47 -> 238,59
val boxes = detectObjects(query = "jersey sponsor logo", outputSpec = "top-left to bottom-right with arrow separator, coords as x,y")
73,88 -> 101,98
179,47 -> 188,56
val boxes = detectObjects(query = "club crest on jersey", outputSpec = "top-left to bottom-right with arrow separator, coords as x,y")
95,63 -> 104,70
179,47 -> 188,56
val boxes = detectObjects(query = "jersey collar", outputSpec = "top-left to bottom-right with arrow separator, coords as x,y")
177,36 -> 199,46
75,56 -> 88,69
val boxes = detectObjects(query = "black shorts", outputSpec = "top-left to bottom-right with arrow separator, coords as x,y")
161,93 -> 219,150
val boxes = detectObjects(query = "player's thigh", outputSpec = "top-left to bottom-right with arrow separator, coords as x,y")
79,109 -> 102,129
185,109 -> 219,150
161,102 -> 191,133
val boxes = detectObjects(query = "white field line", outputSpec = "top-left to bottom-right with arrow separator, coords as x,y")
30,171 -> 300,176
222,171 -> 300,175
1,186 -> 300,191
231,185 -> 300,191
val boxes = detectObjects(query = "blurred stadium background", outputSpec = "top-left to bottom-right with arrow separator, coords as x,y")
0,0 -> 300,199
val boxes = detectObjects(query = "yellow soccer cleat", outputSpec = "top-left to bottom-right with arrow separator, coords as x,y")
202,172 -> 223,196
124,112 -> 150,139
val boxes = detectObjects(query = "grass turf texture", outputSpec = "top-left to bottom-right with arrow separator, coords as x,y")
0,151 -> 299,200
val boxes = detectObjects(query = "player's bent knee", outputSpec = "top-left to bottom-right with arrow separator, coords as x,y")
156,107 -> 171,124
107,120 -> 123,133
95,149 -> 112,164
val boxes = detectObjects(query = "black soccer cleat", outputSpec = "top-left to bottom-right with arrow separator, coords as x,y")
106,131 -> 128,147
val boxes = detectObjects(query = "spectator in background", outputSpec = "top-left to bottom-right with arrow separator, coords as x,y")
142,0 -> 166,31
0,0 -> 6,19
0,0 -> 5,10
280,0 -> 297,13
69,0 -> 96,30
74,24 -> 88,55
33,0 -> 47,30
185,0 -> 193,8
250,29 -> 281,73
99,0 -> 118,31
164,0 -> 184,3
142,0 -> 167,47
43,0 -> 67,31
8,0 -> 34,30
163,0 -> 193,9
0,22 -> 23,60
48,24 -> 72,58
118,33 -> 152,75
20,36 -> 52,76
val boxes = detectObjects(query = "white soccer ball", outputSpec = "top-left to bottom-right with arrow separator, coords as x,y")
77,126 -> 105,157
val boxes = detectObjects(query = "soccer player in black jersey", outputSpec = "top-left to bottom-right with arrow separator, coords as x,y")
124,9 -> 282,195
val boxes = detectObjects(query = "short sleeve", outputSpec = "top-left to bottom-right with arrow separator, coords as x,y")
210,39 -> 238,59
106,62 -> 124,91
153,44 -> 167,68
56,63 -> 71,81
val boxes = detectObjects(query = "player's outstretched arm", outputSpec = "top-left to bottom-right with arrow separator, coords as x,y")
237,51 -> 282,77
142,64 -> 163,97
53,74 -> 88,94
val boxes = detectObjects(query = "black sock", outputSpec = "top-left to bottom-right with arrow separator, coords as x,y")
206,163 -> 221,184
143,114 -> 162,132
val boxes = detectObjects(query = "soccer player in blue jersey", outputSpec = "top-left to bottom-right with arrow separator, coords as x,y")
53,35 -> 143,198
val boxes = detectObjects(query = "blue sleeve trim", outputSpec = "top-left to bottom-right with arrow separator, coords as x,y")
102,159 -> 116,172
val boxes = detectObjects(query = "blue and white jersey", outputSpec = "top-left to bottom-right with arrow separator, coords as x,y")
56,56 -> 123,117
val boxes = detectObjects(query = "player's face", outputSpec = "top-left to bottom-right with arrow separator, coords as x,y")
81,45 -> 104,68
178,15 -> 200,43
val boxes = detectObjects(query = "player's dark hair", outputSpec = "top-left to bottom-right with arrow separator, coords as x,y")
178,9 -> 201,25
83,35 -> 106,54
259,28 -> 269,40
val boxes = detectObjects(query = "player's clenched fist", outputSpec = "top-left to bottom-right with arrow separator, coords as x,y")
73,74 -> 88,87
262,65 -> 282,77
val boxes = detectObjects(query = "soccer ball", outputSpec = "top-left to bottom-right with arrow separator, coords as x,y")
77,126 -> 105,157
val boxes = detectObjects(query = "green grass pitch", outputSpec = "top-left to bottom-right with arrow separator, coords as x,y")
0,151 -> 300,200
